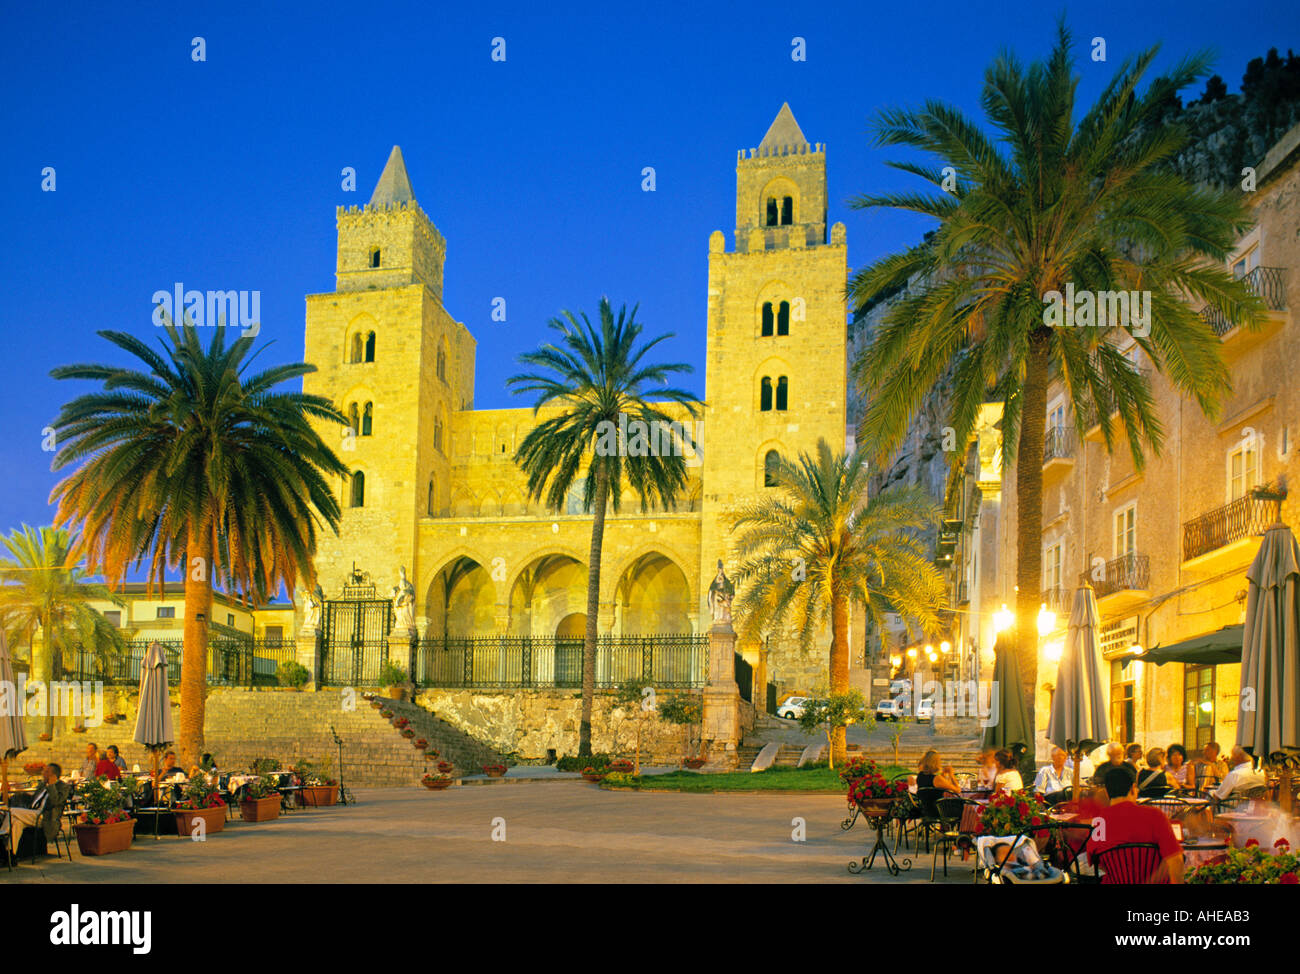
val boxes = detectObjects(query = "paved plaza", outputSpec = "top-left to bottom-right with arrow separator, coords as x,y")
3,782 -> 968,884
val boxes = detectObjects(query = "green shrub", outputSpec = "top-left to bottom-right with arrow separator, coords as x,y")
556,753 -> 611,772
276,659 -> 310,688
378,659 -> 408,686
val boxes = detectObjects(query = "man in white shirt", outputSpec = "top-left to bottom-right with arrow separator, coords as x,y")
1213,746 -> 1267,801
1034,747 -> 1072,802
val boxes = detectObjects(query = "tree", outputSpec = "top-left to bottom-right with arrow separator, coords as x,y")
508,298 -> 698,757
730,439 -> 946,765
0,526 -> 124,738
849,22 -> 1263,767
796,691 -> 871,770
610,676 -> 657,775
48,321 -> 349,765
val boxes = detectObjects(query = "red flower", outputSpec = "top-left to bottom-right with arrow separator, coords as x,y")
1280,873 -> 1298,884
1275,838 -> 1291,850
974,823 -> 984,834
1031,816 -> 1042,826
1017,802 -> 1030,816
1245,838 -> 1260,848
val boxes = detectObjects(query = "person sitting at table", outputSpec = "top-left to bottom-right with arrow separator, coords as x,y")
7,763 -> 72,859
159,751 -> 185,780
1165,744 -> 1195,792
1086,765 -> 1184,884
1212,746 -> 1267,802
107,745 -> 127,771
993,749 -> 1022,794
79,741 -> 98,780
974,748 -> 998,790
94,749 -> 121,781
1033,747 -> 1074,805
1193,741 -> 1230,787
1124,743 -> 1144,770
916,749 -> 960,794
1091,742 -> 1125,785
201,752 -> 218,772
1137,748 -> 1170,798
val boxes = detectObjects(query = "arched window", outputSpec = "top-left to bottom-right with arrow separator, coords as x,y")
764,450 -> 781,487
777,301 -> 790,336
350,334 -> 363,364
361,402 -> 373,436
765,197 -> 778,227
347,403 -> 360,435
776,376 -> 788,411
349,472 -> 365,508
364,332 -> 376,363
370,248 -> 381,268
434,417 -> 443,452
761,302 -> 774,337
427,478 -> 436,516
781,196 -> 793,226
437,347 -> 446,381
760,377 -> 773,412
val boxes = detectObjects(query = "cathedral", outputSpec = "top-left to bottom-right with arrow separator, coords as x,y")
300,104 -> 852,696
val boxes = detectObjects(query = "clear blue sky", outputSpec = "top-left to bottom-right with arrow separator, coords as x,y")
0,0 -> 1294,544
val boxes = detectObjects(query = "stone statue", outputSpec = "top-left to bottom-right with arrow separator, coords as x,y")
391,566 -> 416,631
302,583 -> 324,630
706,559 -> 734,626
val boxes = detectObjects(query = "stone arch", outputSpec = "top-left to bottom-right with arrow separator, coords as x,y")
759,176 -> 800,227
754,439 -> 788,491
506,551 -> 590,639
500,488 -> 528,516
753,356 -> 793,412
344,313 -> 379,365
423,552 -> 498,639
613,551 -> 693,635
449,487 -> 477,517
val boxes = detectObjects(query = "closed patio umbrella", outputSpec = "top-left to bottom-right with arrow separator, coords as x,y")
981,633 -> 1032,761
1047,585 -> 1109,799
0,631 -> 27,799
133,640 -> 174,820
1237,523 -> 1300,812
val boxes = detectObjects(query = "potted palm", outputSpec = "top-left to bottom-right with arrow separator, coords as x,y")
73,777 -> 135,856
173,775 -> 227,836
238,775 -> 282,822
379,660 -> 409,701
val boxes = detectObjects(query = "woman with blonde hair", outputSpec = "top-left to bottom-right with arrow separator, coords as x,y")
916,749 -> 960,794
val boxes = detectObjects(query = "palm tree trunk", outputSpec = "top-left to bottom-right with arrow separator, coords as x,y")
578,467 -> 610,757
829,587 -> 850,766
38,610 -> 54,739
1014,329 -> 1051,777
179,519 -> 214,768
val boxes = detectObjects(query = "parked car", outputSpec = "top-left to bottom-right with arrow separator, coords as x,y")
776,696 -> 809,720
876,696 -> 905,721
915,697 -> 935,723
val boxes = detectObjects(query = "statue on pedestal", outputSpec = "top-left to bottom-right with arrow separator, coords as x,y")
707,559 -> 734,627
302,583 -> 324,631
391,566 -> 416,631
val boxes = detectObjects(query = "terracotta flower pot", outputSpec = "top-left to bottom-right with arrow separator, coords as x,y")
74,817 -> 136,856
386,686 -> 406,701
483,766 -> 506,778
239,795 -> 282,822
423,778 -> 453,790
299,784 -> 338,807
174,805 -> 226,836
856,798 -> 895,818
582,772 -> 606,783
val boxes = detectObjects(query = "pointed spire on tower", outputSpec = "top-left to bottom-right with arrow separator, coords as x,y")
759,103 -> 808,151
369,145 -> 416,207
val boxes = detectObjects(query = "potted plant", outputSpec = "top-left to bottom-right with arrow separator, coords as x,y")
976,789 -> 1050,837
394,716 -> 410,729
1188,838 -> 1299,884
422,772 -> 453,791
379,708 -> 393,720
173,775 -> 227,836
72,723 -> 87,734
436,760 -> 454,775
369,698 -> 383,709
843,759 -> 906,818
239,775 -> 282,822
581,767 -> 607,783
482,764 -> 507,778
413,737 -> 428,750
276,659 -> 311,690
73,777 -> 135,856
608,759 -> 634,774
400,728 -> 415,739
425,748 -> 440,759
379,659 -> 408,700
22,761 -> 45,776
295,759 -> 339,807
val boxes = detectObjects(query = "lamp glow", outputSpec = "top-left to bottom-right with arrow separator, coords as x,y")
940,641 -> 951,654
906,647 -> 917,659
992,604 -> 1014,635
1037,603 -> 1056,636
1045,641 -> 1063,662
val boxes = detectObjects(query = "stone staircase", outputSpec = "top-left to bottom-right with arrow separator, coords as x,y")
372,697 -> 506,774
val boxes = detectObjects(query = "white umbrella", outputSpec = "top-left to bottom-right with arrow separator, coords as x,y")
1047,585 -> 1109,799
133,640 -> 174,808
0,631 -> 28,799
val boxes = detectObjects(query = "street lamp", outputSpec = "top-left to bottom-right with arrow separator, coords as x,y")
1037,603 -> 1056,636
993,604 -> 1014,635
939,640 -> 951,654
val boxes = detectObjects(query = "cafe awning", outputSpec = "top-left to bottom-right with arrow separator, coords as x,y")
1146,624 -> 1243,666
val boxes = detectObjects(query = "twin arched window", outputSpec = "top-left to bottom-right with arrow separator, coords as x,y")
350,331 -> 376,364
759,376 -> 789,412
761,301 -> 790,337
765,196 -> 794,227
347,402 -> 373,436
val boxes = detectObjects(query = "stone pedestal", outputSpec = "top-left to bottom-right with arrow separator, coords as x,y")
702,622 -> 741,768
295,628 -> 321,691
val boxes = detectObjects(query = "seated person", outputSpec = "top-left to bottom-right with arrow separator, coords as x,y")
79,741 -> 99,780
200,752 -> 218,772
974,748 -> 998,790
107,745 -> 127,771
1164,744 -> 1195,792
1212,746 -> 1267,802
1137,748 -> 1170,798
1124,743 -> 1145,770
915,749 -> 960,794
1193,741 -> 1230,787
6,764 -> 72,857
94,749 -> 122,781
159,751 -> 186,780
1033,747 -> 1073,804
1091,742 -> 1126,785
1086,765 -> 1184,884
993,748 -> 1022,794
988,837 -> 1060,881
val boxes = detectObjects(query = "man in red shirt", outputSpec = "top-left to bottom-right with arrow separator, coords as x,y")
1086,765 -> 1184,883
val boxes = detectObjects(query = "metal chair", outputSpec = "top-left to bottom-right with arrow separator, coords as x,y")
1045,820 -> 1098,883
914,787 -> 946,853
930,796 -> 970,880
1094,841 -> 1164,884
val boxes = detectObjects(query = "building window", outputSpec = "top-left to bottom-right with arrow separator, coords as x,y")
347,403 -> 360,437
1113,503 -> 1136,558
1231,245 -> 1259,280
1044,541 -> 1063,600
364,332 -> 376,363
350,334 -> 364,363
777,301 -> 790,336
760,377 -> 773,412
775,376 -> 788,411
350,472 -> 365,508
361,402 -> 373,437
434,417 -> 443,452
761,303 -> 774,337
103,610 -> 121,628
427,478 -> 436,516
1183,664 -> 1216,751
1228,439 -> 1260,501
264,626 -> 283,647
370,248 -> 381,268
437,347 -> 447,381
780,196 -> 793,226
765,197 -> 778,227
156,606 -> 175,619
1110,658 -> 1135,743
763,449 -> 780,487
226,613 -> 235,627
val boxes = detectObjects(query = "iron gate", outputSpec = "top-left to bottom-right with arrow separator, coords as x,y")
320,598 -> 393,686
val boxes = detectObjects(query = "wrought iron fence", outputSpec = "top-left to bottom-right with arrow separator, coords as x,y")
1183,491 -> 1285,562
58,636 -> 299,688
1201,266 -> 1288,336
413,634 -> 708,689
1043,426 -> 1075,463
1084,553 -> 1151,598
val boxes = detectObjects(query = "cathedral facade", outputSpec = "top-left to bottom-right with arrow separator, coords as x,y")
300,105 -> 851,695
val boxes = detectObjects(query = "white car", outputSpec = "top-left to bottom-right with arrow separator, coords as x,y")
915,697 -> 935,723
876,696 -> 905,721
776,696 -> 808,720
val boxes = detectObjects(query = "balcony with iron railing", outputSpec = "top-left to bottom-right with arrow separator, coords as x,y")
1199,266 -> 1288,353
1043,425 -> 1076,482
1081,553 -> 1151,612
1182,488 -> 1285,567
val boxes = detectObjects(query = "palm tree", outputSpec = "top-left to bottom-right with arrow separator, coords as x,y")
849,24 -> 1264,761
731,440 -> 946,765
0,525 -> 125,738
48,321 -> 349,765
508,298 -> 698,757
